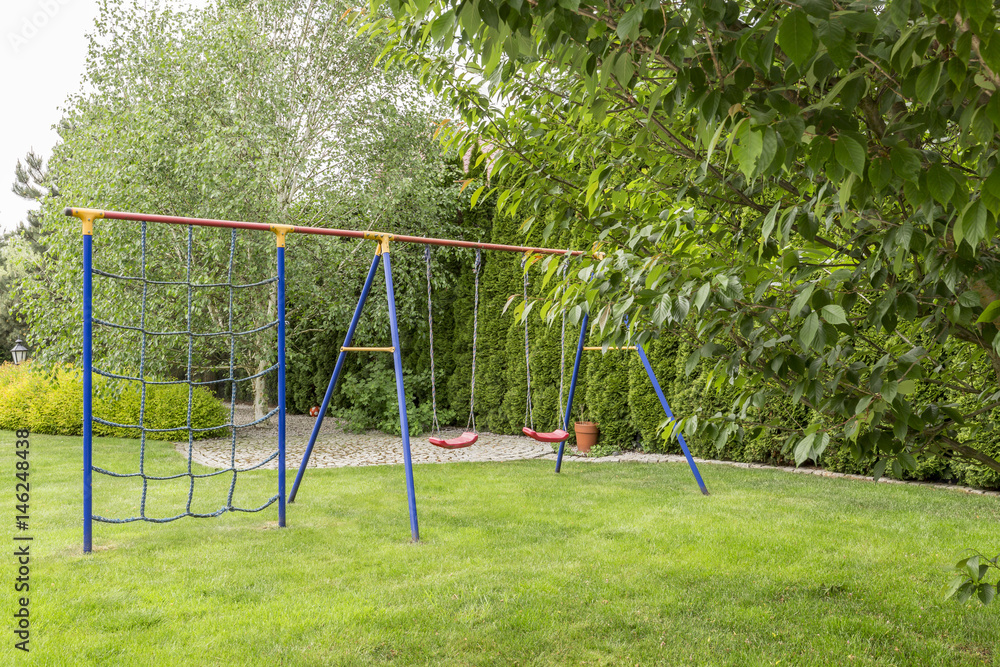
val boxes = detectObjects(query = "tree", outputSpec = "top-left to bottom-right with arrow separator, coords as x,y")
368,0 -> 1000,487
21,0 -> 465,421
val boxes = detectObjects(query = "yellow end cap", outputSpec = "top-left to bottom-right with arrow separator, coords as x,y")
270,224 -> 294,248
65,208 -> 104,235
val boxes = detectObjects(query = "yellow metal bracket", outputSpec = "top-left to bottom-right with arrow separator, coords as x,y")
66,208 -> 105,236
363,231 -> 394,255
270,224 -> 294,248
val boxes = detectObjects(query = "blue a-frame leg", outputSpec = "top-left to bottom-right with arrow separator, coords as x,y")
554,317 -> 709,495
289,236 -> 419,541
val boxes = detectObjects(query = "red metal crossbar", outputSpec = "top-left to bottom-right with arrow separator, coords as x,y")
65,207 -> 587,257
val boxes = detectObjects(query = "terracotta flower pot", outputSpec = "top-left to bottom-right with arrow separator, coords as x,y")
574,421 -> 598,453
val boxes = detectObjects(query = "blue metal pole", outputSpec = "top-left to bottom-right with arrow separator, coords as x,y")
636,344 -> 710,495
556,312 -> 589,473
382,246 -> 419,542
289,252 -> 382,503
277,245 -> 287,526
83,231 -> 93,553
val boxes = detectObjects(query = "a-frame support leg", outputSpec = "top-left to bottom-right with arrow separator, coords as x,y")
636,344 -> 710,495
287,238 -> 420,541
289,252 -> 381,503
383,247 -> 420,542
555,312 -> 589,473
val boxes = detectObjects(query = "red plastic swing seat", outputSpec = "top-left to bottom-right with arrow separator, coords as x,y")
429,431 -> 478,449
522,427 -> 569,443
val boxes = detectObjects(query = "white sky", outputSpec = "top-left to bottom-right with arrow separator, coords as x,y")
0,0 -> 97,232
0,1 -> 206,233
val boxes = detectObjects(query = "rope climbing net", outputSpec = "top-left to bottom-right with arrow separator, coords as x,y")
87,220 -> 283,525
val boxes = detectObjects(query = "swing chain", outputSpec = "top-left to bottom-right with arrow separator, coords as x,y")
522,255 -> 534,430
425,246 -> 440,434
558,258 -> 568,431
468,249 -> 481,432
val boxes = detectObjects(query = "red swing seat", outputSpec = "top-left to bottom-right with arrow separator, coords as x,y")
429,431 -> 478,449
522,427 -> 569,443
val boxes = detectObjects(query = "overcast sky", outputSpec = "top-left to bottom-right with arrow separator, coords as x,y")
0,0 -> 97,232
1,1 -> 207,233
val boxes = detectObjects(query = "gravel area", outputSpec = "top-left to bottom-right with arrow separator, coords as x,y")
176,406 -> 999,498
176,406 -> 554,470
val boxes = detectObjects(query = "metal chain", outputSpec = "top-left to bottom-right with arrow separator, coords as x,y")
467,249 -> 481,433
425,247 -> 440,434
523,256 -> 534,430
558,260 -> 567,431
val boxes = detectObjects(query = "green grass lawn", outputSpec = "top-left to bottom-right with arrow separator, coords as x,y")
4,431 -> 999,666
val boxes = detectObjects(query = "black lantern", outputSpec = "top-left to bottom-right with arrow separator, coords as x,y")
10,339 -> 28,365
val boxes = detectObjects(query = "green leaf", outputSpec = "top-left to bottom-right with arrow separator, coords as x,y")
943,575 -> 967,600
981,169 -> 1000,218
869,156 -> 891,191
734,126 -> 764,181
981,33 -> 1000,73
821,304 -> 848,325
966,556 -> 981,581
612,50 -> 635,85
694,282 -> 711,312
977,299 -> 1000,323
799,311 -> 820,349
926,164 -> 955,206
835,134 -> 865,177
778,10 -> 816,68
959,290 -> 981,307
470,185 -> 486,208
616,7 -> 643,41
891,146 -> 922,182
979,583 -> 996,605
685,349 -> 701,376
794,433 -> 816,465
914,60 -> 942,104
959,200 -> 987,248
791,283 -> 816,318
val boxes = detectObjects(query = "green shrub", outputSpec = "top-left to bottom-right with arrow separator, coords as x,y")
0,362 -> 227,439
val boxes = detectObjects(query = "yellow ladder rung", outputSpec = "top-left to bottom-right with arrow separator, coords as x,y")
583,346 -> 637,351
341,346 -> 395,352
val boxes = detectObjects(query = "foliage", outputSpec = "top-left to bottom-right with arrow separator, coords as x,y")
0,362 -> 227,439
367,0 -> 1000,484
20,0 -> 463,422
944,551 -> 999,606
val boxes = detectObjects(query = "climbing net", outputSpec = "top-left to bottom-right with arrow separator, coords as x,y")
88,220 -> 282,523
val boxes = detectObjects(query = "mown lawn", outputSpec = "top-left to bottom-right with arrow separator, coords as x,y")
4,430 -> 999,666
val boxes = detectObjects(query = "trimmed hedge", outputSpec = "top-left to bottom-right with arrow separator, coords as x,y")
0,362 -> 228,439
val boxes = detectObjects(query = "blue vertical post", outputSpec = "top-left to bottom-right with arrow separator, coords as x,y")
276,240 -> 287,527
382,241 -> 419,542
289,252 -> 382,503
636,343 -> 710,495
556,312 -> 589,473
82,223 -> 93,553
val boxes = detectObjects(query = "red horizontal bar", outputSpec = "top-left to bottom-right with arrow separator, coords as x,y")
65,208 -> 586,257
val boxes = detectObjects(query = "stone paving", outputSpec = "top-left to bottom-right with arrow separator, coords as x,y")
179,406 -> 999,498
178,407 -> 554,470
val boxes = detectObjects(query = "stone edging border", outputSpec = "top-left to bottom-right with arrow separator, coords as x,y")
542,451 -> 1000,498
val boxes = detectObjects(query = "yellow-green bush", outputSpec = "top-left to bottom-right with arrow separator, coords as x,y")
0,362 -> 227,439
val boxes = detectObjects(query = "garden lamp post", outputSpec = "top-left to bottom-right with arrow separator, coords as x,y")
10,339 -> 28,365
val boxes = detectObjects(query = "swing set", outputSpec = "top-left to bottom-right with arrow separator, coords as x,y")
68,206 -> 706,552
